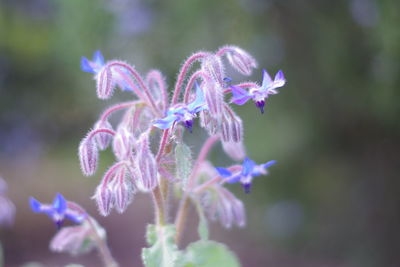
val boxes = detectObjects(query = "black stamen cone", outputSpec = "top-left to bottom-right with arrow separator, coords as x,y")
243,183 -> 252,194
255,101 -> 265,114
184,120 -> 193,133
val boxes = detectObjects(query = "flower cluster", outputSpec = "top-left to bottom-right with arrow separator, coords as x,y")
78,45 -> 286,229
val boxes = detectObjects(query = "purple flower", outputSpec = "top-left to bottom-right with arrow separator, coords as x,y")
154,83 -> 207,132
230,69 -> 286,114
30,193 -> 85,228
216,157 -> 277,193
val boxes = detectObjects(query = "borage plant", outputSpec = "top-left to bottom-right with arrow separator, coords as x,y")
31,46 -> 286,267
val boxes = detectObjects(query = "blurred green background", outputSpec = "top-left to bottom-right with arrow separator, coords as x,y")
1,0 -> 399,266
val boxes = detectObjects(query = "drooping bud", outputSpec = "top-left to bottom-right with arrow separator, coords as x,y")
93,120 -> 113,150
226,47 -> 258,76
203,82 -> 224,119
96,66 -> 115,100
222,188 -> 246,227
199,110 -> 219,135
220,107 -> 243,143
201,55 -> 225,85
135,132 -> 158,191
93,183 -> 114,216
50,223 -> 93,255
113,166 -> 134,213
79,136 -> 99,176
222,141 -> 246,161
112,127 -> 134,161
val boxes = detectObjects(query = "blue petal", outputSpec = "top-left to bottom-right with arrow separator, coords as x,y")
215,167 -> 232,177
273,70 -> 286,88
226,175 -> 241,184
93,50 -> 105,66
262,160 -> 277,169
242,157 -> 256,176
188,83 -> 207,113
153,115 -> 179,129
230,86 -> 251,105
30,197 -> 43,212
65,212 -> 86,224
261,69 -> 273,91
81,57 -> 95,73
53,193 -> 67,214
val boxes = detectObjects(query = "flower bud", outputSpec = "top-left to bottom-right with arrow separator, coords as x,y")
0,195 -> 15,227
113,167 -> 134,213
204,82 -> 224,119
79,137 -> 99,176
93,183 -> 114,216
201,55 -> 225,85
135,133 -> 158,191
199,110 -> 218,135
94,120 -> 113,150
226,47 -> 258,76
96,66 -> 115,100
220,108 -> 243,143
222,141 -> 246,161
112,127 -> 134,161
50,224 -> 93,255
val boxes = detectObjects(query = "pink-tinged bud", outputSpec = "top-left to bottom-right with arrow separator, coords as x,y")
201,55 -> 225,85
135,133 -> 158,192
222,141 -> 246,161
93,183 -> 114,216
199,110 -> 218,135
226,47 -> 258,76
204,82 -> 224,119
94,120 -> 113,150
112,127 -> 134,161
79,137 -> 99,176
220,108 -> 243,143
96,66 -> 115,100
113,167 -> 134,213
231,197 -> 246,227
50,224 -> 93,255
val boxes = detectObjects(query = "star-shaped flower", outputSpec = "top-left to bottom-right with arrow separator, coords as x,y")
230,69 -> 286,113
81,50 -> 131,91
154,83 -> 207,132
30,193 -> 85,228
216,157 -> 276,193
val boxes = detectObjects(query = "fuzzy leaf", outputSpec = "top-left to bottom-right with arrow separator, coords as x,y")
142,224 -> 182,267
175,142 -> 192,189
180,240 -> 241,267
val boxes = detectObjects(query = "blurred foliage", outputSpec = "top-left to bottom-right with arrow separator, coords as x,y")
0,0 -> 399,266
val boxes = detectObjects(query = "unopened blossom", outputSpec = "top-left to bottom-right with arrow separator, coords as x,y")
154,83 -> 207,132
0,178 -> 15,227
216,157 -> 277,193
30,193 -> 86,228
231,69 -> 286,113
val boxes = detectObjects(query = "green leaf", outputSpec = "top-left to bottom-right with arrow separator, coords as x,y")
180,240 -> 241,267
142,224 -> 182,267
175,142 -> 192,189
194,201 -> 209,240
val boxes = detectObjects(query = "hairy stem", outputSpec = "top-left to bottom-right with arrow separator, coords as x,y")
100,101 -> 141,121
174,196 -> 191,246
172,52 -> 209,105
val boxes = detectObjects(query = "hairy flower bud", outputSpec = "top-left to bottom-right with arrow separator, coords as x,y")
226,47 -> 258,76
113,127 -> 134,161
201,55 -> 225,86
222,141 -> 246,161
50,223 -> 93,255
93,183 -> 114,216
94,120 -> 113,150
135,133 -> 158,191
79,137 -> 99,176
96,66 -> 115,100
204,82 -> 224,119
199,110 -> 219,135
113,167 -> 134,213
220,108 -> 243,143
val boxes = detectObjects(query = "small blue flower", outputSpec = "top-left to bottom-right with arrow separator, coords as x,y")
230,69 -> 286,114
81,50 -> 131,91
154,83 -> 207,132
30,193 -> 85,228
216,157 -> 276,193
81,50 -> 105,74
